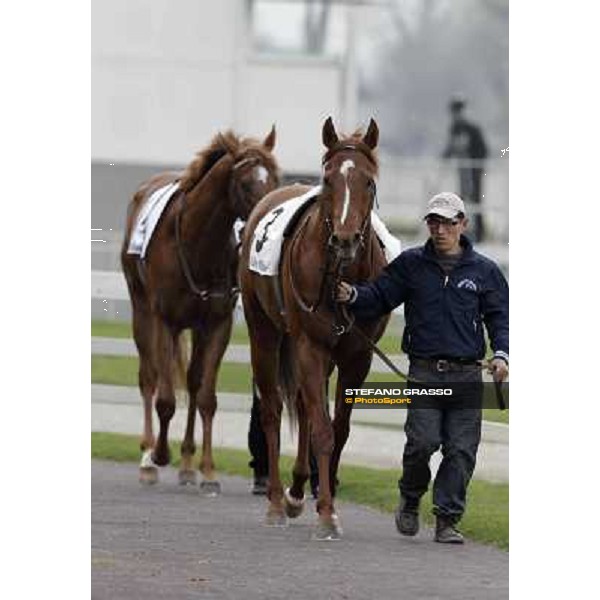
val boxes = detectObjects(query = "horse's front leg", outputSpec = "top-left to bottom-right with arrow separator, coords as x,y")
329,353 -> 372,496
296,337 -> 340,540
178,329 -> 204,486
196,314 -> 233,496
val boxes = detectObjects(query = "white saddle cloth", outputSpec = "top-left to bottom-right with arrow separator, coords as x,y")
127,182 -> 180,258
249,185 -> 401,276
370,211 -> 402,263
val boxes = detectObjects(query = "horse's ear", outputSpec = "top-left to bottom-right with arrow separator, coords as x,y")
322,116 -> 339,149
362,118 -> 379,150
263,124 -> 276,151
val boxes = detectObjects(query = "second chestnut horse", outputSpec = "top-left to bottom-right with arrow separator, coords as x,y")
121,127 -> 280,493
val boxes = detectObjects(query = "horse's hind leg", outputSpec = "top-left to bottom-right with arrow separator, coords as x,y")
256,364 -> 286,526
178,329 -> 203,486
244,297 -> 286,526
284,389 -> 309,518
196,315 -> 233,496
296,337 -> 340,540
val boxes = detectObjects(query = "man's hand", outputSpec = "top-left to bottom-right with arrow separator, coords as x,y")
336,281 -> 355,303
488,358 -> 509,383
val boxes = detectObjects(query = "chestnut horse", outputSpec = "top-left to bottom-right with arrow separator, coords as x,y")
121,127 -> 280,493
239,118 -> 389,538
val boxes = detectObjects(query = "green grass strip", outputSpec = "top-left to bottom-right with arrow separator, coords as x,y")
91,354 -> 508,424
92,318 -> 405,354
91,432 -> 508,550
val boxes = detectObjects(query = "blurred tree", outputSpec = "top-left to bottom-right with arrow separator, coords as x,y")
359,0 -> 508,156
305,0 -> 331,54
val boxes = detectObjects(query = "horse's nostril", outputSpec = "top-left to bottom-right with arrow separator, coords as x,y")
330,234 -> 340,246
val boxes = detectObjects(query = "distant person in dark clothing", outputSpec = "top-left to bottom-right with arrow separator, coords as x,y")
442,97 -> 488,242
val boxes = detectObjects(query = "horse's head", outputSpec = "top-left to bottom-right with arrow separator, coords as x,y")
320,117 -> 379,264
223,126 -> 281,220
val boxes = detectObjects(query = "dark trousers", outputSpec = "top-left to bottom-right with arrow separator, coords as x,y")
398,365 -> 482,523
248,383 -> 271,477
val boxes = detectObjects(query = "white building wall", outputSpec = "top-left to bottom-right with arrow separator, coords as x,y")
92,0 -> 351,174
239,57 -> 345,174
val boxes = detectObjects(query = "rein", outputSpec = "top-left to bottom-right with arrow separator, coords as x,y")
173,152 -> 263,301
287,204 -> 368,339
288,211 -> 334,314
174,190 -> 239,303
336,305 -> 506,409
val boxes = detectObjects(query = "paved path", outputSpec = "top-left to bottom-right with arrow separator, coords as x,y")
92,460 -> 508,600
92,384 -> 508,483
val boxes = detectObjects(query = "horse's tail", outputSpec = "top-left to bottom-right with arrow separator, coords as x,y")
279,334 -> 298,429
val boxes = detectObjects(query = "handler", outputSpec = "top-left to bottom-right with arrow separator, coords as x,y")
335,192 -> 508,544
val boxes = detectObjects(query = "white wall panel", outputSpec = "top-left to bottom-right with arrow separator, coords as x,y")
240,60 -> 345,174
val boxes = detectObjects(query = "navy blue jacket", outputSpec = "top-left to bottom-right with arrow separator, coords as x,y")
350,236 -> 509,362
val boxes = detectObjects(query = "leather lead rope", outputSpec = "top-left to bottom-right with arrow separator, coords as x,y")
175,195 -> 236,301
340,309 -> 506,409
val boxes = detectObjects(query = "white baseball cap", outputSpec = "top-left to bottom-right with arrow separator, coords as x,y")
425,192 -> 465,220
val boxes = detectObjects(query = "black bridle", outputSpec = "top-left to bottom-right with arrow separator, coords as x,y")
289,146 -> 378,337
175,154 -> 274,302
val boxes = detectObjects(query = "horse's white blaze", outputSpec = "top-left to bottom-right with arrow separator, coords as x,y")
255,165 -> 268,184
339,159 -> 355,225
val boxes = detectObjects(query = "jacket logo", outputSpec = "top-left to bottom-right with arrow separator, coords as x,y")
457,278 -> 477,292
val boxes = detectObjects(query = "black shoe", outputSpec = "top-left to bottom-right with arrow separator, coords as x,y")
251,475 -> 268,495
434,517 -> 464,544
395,497 -> 420,536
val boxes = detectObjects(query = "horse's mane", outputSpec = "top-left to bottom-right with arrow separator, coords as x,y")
322,129 -> 379,176
179,130 -> 279,193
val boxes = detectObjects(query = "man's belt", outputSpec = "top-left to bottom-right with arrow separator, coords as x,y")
410,357 -> 482,373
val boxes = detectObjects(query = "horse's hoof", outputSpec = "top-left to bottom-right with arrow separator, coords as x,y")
312,515 -> 343,541
139,450 -> 159,484
264,507 -> 288,528
283,487 -> 306,519
199,480 -> 221,497
139,467 -> 158,485
178,470 -> 197,486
